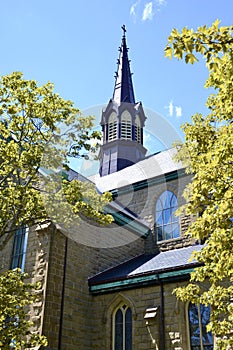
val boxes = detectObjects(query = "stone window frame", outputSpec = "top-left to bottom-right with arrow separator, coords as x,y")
103,294 -> 137,350
154,190 -> 180,242
186,302 -> 214,350
10,226 -> 29,271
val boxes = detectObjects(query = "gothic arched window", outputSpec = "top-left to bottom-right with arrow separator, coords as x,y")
108,112 -> 118,141
155,190 -> 180,241
121,111 -> 132,140
135,115 -> 141,143
188,303 -> 213,350
112,304 -> 132,350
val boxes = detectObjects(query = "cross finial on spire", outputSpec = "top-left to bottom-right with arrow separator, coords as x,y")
112,25 -> 135,104
121,24 -> 126,37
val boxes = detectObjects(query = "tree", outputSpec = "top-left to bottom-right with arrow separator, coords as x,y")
0,72 -> 112,244
165,20 -> 233,348
0,268 -> 48,349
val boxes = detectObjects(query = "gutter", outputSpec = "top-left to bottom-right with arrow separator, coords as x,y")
159,278 -> 165,350
106,206 -> 151,238
89,265 -> 198,295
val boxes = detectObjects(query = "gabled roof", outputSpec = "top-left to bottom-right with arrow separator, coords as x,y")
89,245 -> 203,294
90,148 -> 185,193
63,167 -> 151,237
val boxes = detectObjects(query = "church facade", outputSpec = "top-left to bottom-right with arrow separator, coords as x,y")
0,28 -> 214,350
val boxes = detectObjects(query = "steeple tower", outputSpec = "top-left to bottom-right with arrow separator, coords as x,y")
99,26 -> 147,177
113,25 -> 135,104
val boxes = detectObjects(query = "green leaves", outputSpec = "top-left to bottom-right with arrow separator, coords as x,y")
185,53 -> 198,64
0,72 -> 112,239
165,19 -> 233,68
164,46 -> 173,59
167,21 -> 233,348
0,269 -> 48,349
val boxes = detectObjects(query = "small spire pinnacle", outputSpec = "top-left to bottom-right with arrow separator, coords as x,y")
121,24 -> 126,37
112,26 -> 135,104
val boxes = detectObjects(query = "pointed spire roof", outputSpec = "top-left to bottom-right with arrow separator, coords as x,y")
112,25 -> 135,104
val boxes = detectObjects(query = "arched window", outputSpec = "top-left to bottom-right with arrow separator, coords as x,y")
155,190 -> 180,241
112,304 -> 132,350
121,111 -> 132,140
188,303 -> 213,350
135,115 -> 141,143
10,227 -> 28,271
108,112 -> 118,141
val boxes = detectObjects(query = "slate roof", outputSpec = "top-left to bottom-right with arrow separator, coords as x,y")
106,199 -> 150,233
89,244 -> 203,285
90,148 -> 184,193
49,165 -> 149,239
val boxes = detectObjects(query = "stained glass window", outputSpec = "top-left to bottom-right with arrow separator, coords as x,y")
113,304 -> 132,350
188,303 -> 213,350
155,190 -> 180,241
10,227 -> 28,271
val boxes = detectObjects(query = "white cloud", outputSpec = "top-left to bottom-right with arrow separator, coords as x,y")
130,0 -> 166,23
156,0 -> 166,5
130,5 -> 136,17
130,0 -> 140,21
142,2 -> 153,21
165,100 -> 182,118
175,106 -> 182,118
166,100 -> 173,117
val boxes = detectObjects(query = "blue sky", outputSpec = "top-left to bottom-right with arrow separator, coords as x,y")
1,0 -> 233,166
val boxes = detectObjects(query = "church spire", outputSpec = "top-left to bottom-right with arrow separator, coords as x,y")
112,25 -> 135,104
99,26 -> 147,177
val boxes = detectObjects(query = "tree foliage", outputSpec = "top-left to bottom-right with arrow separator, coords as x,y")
0,72 -> 113,243
165,20 -> 233,348
0,269 -> 48,349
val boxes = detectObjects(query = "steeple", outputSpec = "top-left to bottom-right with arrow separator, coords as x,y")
99,26 -> 147,177
113,25 -> 135,104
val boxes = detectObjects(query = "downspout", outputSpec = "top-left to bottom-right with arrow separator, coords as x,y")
58,236 -> 68,350
159,278 -> 165,350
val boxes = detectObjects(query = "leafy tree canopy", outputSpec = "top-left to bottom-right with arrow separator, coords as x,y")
0,268 -> 47,349
0,72 -> 113,242
165,20 -> 233,348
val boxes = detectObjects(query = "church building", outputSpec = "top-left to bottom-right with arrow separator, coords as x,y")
1,27 -> 213,349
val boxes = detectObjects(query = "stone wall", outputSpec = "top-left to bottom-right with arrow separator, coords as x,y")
29,172 -> 197,349
0,171 -> 199,349
89,281 -> 190,349
39,226 -> 66,350
40,220 -> 145,350
115,174 -> 195,253
25,223 -> 53,345
0,223 -> 54,346
0,232 -> 14,272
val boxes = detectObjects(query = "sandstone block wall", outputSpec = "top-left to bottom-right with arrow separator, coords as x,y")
89,281 -> 189,350
57,225 -> 144,350
0,172 -> 199,350
0,232 -> 14,272
115,174 -> 195,253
